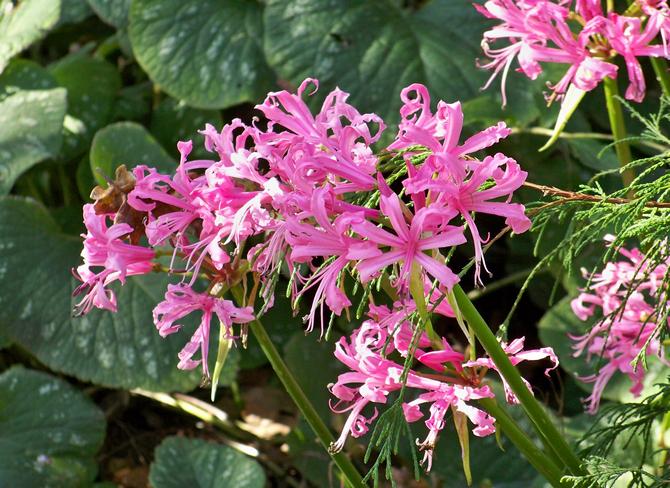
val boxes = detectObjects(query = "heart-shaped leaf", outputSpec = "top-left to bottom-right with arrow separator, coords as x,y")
0,366 -> 106,487
129,0 -> 273,109
0,88 -> 67,194
263,0 -> 487,126
0,0 -> 61,73
149,437 -> 265,488
0,59 -> 57,100
89,122 -> 175,186
49,54 -> 121,161
0,196 -> 199,391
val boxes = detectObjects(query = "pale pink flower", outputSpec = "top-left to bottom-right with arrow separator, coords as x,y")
153,284 -> 254,377
73,204 -> 154,315
571,241 -> 668,412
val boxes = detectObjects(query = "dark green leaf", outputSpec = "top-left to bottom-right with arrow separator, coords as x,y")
0,88 -> 67,194
284,330 -> 344,420
0,0 -> 61,73
150,98 -> 222,159
56,0 -> 92,26
49,54 -> 121,160
0,366 -> 105,487
86,0 -> 130,28
263,0 -> 486,126
111,82 -> 152,122
0,59 -> 57,100
129,0 -> 273,109
89,122 -> 175,185
0,196 -> 199,391
149,436 -> 265,488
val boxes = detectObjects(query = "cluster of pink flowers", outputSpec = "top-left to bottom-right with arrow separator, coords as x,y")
571,238 -> 669,413
73,79 -> 546,453
329,300 -> 558,469
476,0 -> 670,104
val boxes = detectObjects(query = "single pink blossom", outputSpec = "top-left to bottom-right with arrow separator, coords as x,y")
153,284 -> 254,377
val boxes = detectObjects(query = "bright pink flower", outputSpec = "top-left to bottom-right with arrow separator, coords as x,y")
328,304 -> 557,469
475,0 -> 621,102
286,185 -> 380,333
352,180 -> 466,292
153,284 -> 254,377
571,241 -> 668,412
604,13 -> 667,102
73,204 -> 154,315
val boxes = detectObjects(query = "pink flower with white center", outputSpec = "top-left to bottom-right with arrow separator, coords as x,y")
153,284 -> 254,377
286,185 -> 380,334
351,179 -> 466,292
129,143 -> 232,277
571,241 -> 669,412
73,204 -> 154,316
388,84 -> 511,163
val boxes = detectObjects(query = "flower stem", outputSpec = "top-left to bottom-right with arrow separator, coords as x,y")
651,58 -> 670,98
452,284 -> 583,476
230,287 -> 366,488
602,77 -> 635,192
478,398 -> 567,487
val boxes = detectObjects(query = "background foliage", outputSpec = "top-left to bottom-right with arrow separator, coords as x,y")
0,0 -> 662,486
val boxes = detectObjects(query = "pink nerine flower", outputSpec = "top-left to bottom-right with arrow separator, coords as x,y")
352,178 -> 466,292
328,303 -> 558,469
153,284 -> 254,377
73,204 -> 154,315
475,0 -> 668,103
389,85 -> 530,283
571,240 -> 668,413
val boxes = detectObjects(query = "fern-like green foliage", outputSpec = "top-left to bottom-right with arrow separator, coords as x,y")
564,380 -> 670,487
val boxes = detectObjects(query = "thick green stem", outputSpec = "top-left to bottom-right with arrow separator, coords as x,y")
452,285 -> 582,476
231,287 -> 365,488
479,398 -> 567,487
603,77 -> 635,191
651,58 -> 670,98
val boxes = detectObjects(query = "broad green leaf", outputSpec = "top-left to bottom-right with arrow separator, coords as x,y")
49,54 -> 121,160
112,82 -> 152,122
86,0 -> 130,28
149,437 -> 265,488
0,59 -> 57,100
539,297 -> 666,403
0,0 -> 60,73
284,330 -> 345,420
0,88 -> 67,194
263,0 -> 487,126
90,122 -> 175,185
0,327 -> 10,349
0,366 -> 105,487
566,138 -> 619,172
0,196 -> 199,391
539,85 -> 587,151
129,0 -> 273,109
56,0 -> 92,26
150,98 -> 222,160
76,154 -> 95,201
